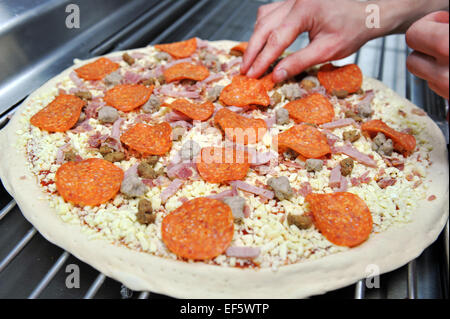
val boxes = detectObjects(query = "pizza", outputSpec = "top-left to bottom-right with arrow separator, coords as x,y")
0,38 -> 448,298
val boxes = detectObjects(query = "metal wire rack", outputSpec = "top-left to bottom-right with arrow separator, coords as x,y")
0,0 -> 448,299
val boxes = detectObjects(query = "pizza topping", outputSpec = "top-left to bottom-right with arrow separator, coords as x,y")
305,159 -> 323,172
284,93 -> 335,125
122,53 -> 135,66
55,158 -> 124,206
97,106 -> 119,123
74,91 -> 92,101
371,132 -> 394,156
343,130 -> 361,143
275,108 -> 290,125
317,63 -> 363,94
275,124 -> 331,159
206,85 -> 224,102
136,199 -> 156,225
104,84 -> 153,112
230,42 -> 248,56
225,246 -> 260,259
344,110 -> 363,123
329,164 -> 343,188
287,214 -> 313,230
362,119 -> 416,155
104,70 -> 122,86
121,122 -> 172,156
74,57 -> 120,81
340,158 -> 354,176
305,192 -> 373,247
103,151 -> 126,163
280,83 -> 306,101
161,197 -> 234,260
172,126 -> 186,141
222,196 -> 246,221
267,176 -> 293,201
30,94 -> 86,132
356,91 -> 375,118
332,144 -> 377,167
120,165 -> 148,197
180,140 -> 201,161
219,75 -> 270,107
164,99 -> 214,121
229,180 -> 275,200
320,118 -> 357,130
163,62 -> 209,83
137,162 -> 163,179
214,108 -> 267,144
154,38 -> 197,59
142,95 -> 161,114
376,177 -> 397,189
161,179 -> 184,203
196,147 -> 250,183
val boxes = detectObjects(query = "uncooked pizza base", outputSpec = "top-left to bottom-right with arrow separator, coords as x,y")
0,41 -> 448,298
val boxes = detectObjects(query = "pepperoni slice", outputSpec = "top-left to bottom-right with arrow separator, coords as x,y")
317,63 -> 363,94
30,94 -> 85,132
260,73 -> 275,91
163,62 -> 209,83
74,57 -> 120,81
275,124 -> 331,158
219,75 -> 270,107
161,197 -> 234,260
164,99 -> 214,121
121,122 -> 172,155
104,84 -> 153,112
196,147 -> 250,183
305,192 -> 373,247
214,108 -> 267,144
230,42 -> 248,55
361,119 -> 416,155
154,38 -> 197,59
55,158 -> 124,206
284,93 -> 335,125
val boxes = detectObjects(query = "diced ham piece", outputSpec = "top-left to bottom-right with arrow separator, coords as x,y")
160,85 -> 201,99
243,204 -> 251,218
164,111 -> 192,122
335,176 -> 348,192
281,160 -> 304,169
168,120 -> 193,129
166,162 -> 195,180
85,99 -> 105,119
163,58 -> 192,69
428,195 -> 436,201
250,151 -> 274,166
55,143 -> 71,164
350,171 -> 371,186
332,144 -> 377,167
130,52 -> 147,59
124,164 -> 139,179
222,57 -> 242,71
110,117 -> 124,140
298,182 -> 312,197
329,164 -> 342,188
207,189 -> 235,200
69,71 -> 85,87
88,131 -> 108,148
201,73 -> 224,84
225,246 -> 260,259
377,177 -> 397,189
264,114 -> 277,129
122,71 -> 143,84
161,178 -> 184,203
71,120 -> 93,133
320,118 -> 358,129
229,181 -> 274,199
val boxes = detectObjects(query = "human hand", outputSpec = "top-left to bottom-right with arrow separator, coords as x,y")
240,0 -> 375,82
406,11 -> 449,99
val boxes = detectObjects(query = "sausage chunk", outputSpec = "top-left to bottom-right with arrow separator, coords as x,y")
305,159 -> 323,172
300,76 -> 319,91
200,51 -> 221,72
340,157 -> 354,176
137,162 -> 163,179
143,155 -> 160,166
222,196 -> 246,221
142,95 -> 160,113
120,174 -> 148,197
180,140 -> 201,161
75,91 -> 92,101
122,52 -> 135,66
275,108 -> 290,125
332,89 -> 349,99
99,145 -> 113,155
98,106 -> 119,123
270,91 -> 282,107
343,130 -> 360,143
267,176 -> 293,201
104,70 -> 122,86
344,110 -> 363,123
287,214 -> 313,230
357,101 -> 372,118
280,83 -> 304,101
103,151 -> 125,163
136,199 -> 156,225
155,52 -> 171,61
207,85 -> 224,102
372,132 -> 393,156
64,150 -> 78,162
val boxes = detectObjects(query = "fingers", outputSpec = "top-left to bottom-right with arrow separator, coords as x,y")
428,81 -> 449,100
272,36 -> 336,82
421,10 -> 449,23
256,1 -> 286,21
406,13 -> 449,63
241,0 -> 295,74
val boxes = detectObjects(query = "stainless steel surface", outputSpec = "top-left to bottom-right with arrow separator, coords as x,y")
0,0 -> 448,299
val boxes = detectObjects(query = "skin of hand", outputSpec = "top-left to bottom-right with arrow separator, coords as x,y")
241,0 -> 449,85
240,0 -> 375,82
406,11 -> 449,100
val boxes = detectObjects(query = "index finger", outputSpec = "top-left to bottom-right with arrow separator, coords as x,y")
241,0 -> 295,74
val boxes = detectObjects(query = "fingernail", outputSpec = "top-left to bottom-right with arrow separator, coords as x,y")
274,68 -> 287,82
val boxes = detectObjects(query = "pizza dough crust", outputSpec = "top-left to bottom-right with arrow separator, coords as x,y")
0,41 -> 448,298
